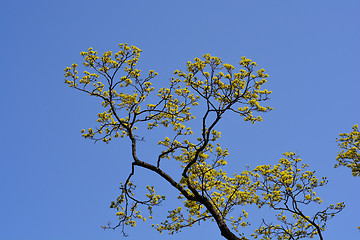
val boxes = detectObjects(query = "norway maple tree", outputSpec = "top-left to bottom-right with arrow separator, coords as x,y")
335,124 -> 359,232
65,43 -> 344,240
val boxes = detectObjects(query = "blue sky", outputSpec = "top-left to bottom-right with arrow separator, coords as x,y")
1,0 -> 359,239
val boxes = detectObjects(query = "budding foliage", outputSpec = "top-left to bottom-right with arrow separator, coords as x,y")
336,124 -> 360,177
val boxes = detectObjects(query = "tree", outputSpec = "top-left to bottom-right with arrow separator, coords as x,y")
336,124 -> 360,177
335,125 -> 359,232
65,43 -> 344,240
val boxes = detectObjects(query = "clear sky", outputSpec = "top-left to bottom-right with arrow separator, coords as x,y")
1,0 -> 359,239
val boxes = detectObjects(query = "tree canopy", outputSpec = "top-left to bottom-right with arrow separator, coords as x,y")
65,43 -> 345,240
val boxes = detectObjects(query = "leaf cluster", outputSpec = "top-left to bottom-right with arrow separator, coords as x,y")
336,124 -> 360,177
